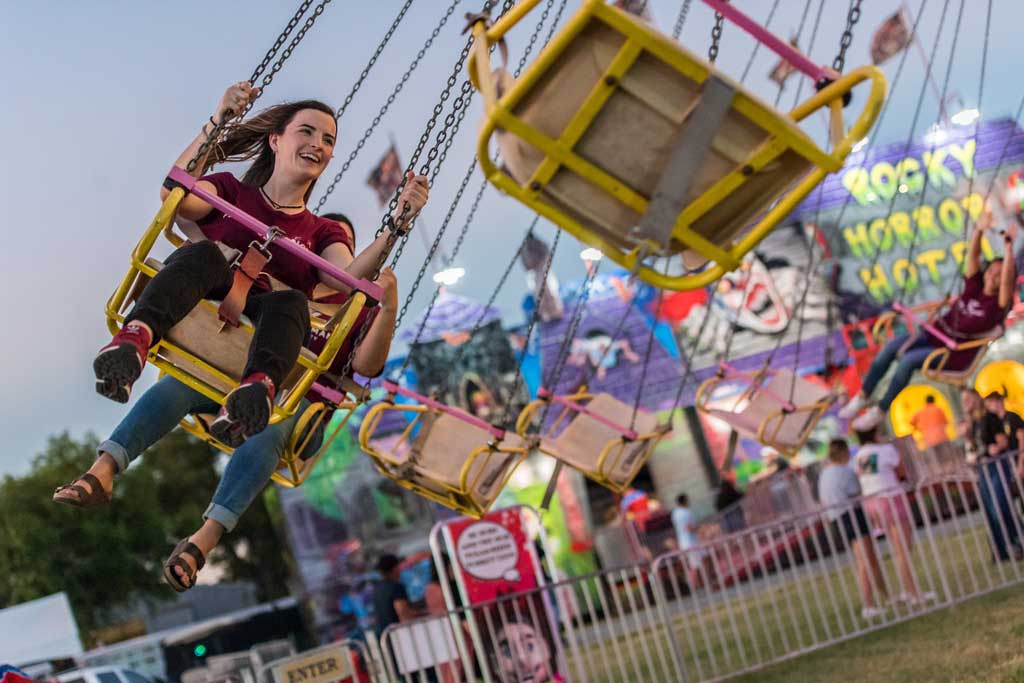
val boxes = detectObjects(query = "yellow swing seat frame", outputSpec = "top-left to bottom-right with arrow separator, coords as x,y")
872,303 -> 1002,387
467,0 -> 886,290
516,388 -> 668,493
104,188 -> 368,485
695,366 -> 834,458
358,393 -> 532,518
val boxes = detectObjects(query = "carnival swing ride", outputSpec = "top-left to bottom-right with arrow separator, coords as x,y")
103,0 -> 1017,518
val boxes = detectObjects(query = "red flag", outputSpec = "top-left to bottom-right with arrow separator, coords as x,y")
613,0 -> 655,25
366,144 -> 404,208
768,37 -> 801,88
870,9 -> 912,65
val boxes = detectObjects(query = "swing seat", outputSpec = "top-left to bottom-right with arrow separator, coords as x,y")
516,389 -> 667,493
877,301 -> 1001,386
104,171 -> 379,466
359,382 -> 531,518
178,378 -> 363,487
467,0 -> 885,290
696,367 -> 834,457
920,327 -> 1002,386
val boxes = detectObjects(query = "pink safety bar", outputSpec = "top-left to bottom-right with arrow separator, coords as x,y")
892,302 -> 958,350
310,382 -> 347,405
537,387 -> 639,440
717,362 -> 797,412
382,380 -> 507,440
701,0 -> 834,83
166,166 -> 384,302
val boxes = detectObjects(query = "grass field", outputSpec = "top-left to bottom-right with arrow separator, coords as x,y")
562,511 -> 1024,682
731,582 -> 1024,683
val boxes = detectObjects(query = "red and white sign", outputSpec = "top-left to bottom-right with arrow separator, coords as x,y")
446,507 -> 541,605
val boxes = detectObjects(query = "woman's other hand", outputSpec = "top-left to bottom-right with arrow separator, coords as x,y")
378,267 -> 399,313
214,81 -> 260,123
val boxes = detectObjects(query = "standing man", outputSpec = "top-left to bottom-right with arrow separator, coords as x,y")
372,554 -> 423,640
909,394 -> 950,449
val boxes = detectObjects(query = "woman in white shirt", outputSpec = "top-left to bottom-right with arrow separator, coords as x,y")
854,426 -> 934,606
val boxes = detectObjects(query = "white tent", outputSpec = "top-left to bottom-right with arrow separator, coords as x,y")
0,593 -> 83,665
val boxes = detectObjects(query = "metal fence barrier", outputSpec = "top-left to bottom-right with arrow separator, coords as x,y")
363,448 -> 1024,682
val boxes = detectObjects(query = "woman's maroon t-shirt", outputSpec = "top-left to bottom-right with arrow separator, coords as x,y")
304,295 -> 382,403
931,272 -> 1007,369
197,172 -> 351,297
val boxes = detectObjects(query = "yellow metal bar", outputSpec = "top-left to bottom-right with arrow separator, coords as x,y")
526,40 -> 644,191
494,109 -> 649,213
484,0 -> 545,42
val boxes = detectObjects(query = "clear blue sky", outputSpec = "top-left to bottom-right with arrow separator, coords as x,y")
2,0 -> 1020,477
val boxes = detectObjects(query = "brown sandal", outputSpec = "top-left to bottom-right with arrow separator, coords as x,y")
53,472 -> 111,509
163,538 -> 206,593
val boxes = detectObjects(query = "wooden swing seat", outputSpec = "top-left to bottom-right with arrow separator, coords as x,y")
104,180 -> 377,484
874,302 -> 1002,386
359,388 -> 531,518
517,390 -> 667,493
696,367 -> 834,457
467,0 -> 885,290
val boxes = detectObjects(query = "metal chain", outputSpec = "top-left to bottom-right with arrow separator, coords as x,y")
708,10 -> 725,64
185,0 -> 329,173
501,229 -> 564,428
515,0 -> 556,76
386,77 -> 476,272
391,164 -> 491,380
446,220 -> 539,376
630,285 -> 664,432
542,0 -> 571,49
394,0 -> 559,368
312,0 -> 463,213
832,0 -> 862,74
249,0 -> 316,85
333,0 -> 416,124
672,0 -> 693,40
330,1 -> 510,388
535,260 -> 599,428
667,295 -> 715,415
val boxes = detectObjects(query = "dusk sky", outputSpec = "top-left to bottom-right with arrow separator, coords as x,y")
3,0 -> 1021,477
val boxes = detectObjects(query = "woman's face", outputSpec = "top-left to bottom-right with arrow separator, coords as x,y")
270,108 -> 337,183
496,622 -> 553,682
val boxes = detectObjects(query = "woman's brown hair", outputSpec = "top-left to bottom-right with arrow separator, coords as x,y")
204,99 -> 336,202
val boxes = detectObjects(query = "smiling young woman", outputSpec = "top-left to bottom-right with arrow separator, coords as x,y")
56,81 -> 429,591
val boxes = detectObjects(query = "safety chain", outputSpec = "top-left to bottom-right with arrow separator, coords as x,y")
832,0 -> 862,74
515,0 -> 556,76
334,0 -> 415,124
385,0 -> 517,273
630,285 -> 664,432
391,155 -> 490,382
542,0 -> 571,49
501,228 -> 564,429
312,0 -> 463,213
672,0 -> 693,40
708,9 -> 725,64
535,259 -> 599,428
248,1 -> 316,85
185,0 -> 329,173
330,0 -> 511,388
387,78 -> 476,273
391,98 -> 478,334
247,0 -> 332,116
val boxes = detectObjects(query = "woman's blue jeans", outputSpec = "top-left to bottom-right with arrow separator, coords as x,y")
860,333 -> 939,411
98,375 -> 318,531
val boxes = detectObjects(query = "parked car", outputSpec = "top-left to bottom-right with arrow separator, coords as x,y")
54,666 -> 156,683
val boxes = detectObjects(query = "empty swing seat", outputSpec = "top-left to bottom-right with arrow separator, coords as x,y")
696,367 -> 834,457
359,382 -> 531,518
467,0 -> 885,290
517,390 -> 668,493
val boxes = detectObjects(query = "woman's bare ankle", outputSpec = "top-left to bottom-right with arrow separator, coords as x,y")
86,453 -> 118,492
